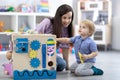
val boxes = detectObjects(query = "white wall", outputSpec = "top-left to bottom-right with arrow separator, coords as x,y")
49,0 -> 73,16
112,17 -> 120,50
0,0 -> 34,6
111,0 -> 120,50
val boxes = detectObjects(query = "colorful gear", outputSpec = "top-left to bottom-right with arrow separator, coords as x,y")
30,40 -> 40,50
29,50 -> 37,58
30,58 -> 40,68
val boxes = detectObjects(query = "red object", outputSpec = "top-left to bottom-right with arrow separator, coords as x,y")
59,48 -> 62,53
0,43 -> 2,51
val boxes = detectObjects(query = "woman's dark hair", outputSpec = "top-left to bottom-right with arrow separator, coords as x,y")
50,4 -> 74,38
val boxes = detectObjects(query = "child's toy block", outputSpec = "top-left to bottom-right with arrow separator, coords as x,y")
12,34 -> 56,80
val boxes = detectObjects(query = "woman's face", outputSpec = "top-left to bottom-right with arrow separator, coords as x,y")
61,11 -> 72,27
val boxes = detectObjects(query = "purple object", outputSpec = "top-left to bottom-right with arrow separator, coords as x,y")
2,62 -> 13,76
0,9 -> 7,12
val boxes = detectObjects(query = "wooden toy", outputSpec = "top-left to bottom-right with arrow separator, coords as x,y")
12,33 -> 56,80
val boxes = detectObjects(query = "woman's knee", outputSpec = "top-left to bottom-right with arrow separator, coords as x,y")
56,56 -> 66,71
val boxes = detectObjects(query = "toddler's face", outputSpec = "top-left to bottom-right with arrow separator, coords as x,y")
78,23 -> 90,37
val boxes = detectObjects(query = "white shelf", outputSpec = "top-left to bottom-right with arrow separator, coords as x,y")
0,12 -> 52,16
0,12 -> 52,32
0,0 -> 55,51
77,0 -> 112,50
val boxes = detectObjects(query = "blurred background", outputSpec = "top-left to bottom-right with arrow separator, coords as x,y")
0,0 -> 119,52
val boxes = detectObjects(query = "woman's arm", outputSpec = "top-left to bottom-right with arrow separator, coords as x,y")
35,18 -> 52,34
56,38 -> 71,43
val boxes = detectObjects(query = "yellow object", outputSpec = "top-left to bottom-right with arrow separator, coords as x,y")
78,52 -> 84,63
47,41 -> 55,44
5,30 -> 14,32
29,50 -> 37,58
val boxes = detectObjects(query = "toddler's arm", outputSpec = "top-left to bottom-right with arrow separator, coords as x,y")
56,38 -> 71,43
82,51 -> 98,60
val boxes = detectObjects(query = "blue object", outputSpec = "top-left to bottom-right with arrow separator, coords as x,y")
15,38 -> 28,53
56,56 -> 66,71
42,44 -> 46,68
92,66 -> 104,75
72,48 -> 75,54
14,69 -> 56,79
30,58 -> 40,68
23,26 -> 30,32
37,5 -> 49,13
30,40 -> 40,50
56,48 -> 60,54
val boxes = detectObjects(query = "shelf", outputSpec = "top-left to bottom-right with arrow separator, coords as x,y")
0,12 -> 52,16
0,0 -> 54,51
77,0 -> 112,49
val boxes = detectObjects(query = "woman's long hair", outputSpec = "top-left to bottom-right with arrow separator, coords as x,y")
51,4 -> 74,38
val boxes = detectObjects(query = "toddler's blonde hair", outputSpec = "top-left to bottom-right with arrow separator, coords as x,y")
80,19 -> 95,36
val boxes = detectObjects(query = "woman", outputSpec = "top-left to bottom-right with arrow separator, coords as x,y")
36,4 -> 74,70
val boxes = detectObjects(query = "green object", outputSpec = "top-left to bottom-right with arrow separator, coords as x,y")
7,7 -> 15,12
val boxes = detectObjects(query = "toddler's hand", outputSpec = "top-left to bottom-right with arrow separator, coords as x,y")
82,54 -> 89,60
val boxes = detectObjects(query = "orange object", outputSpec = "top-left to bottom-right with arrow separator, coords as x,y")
0,21 -> 4,32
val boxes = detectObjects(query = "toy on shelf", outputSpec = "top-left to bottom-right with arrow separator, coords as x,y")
0,21 -> 4,32
0,6 -> 15,12
17,4 -> 34,13
7,6 -> 15,12
4,30 -> 14,32
36,0 -> 49,12
19,22 -> 30,32
12,33 -> 56,80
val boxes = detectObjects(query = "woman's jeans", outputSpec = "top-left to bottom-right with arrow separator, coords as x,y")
56,55 -> 66,71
